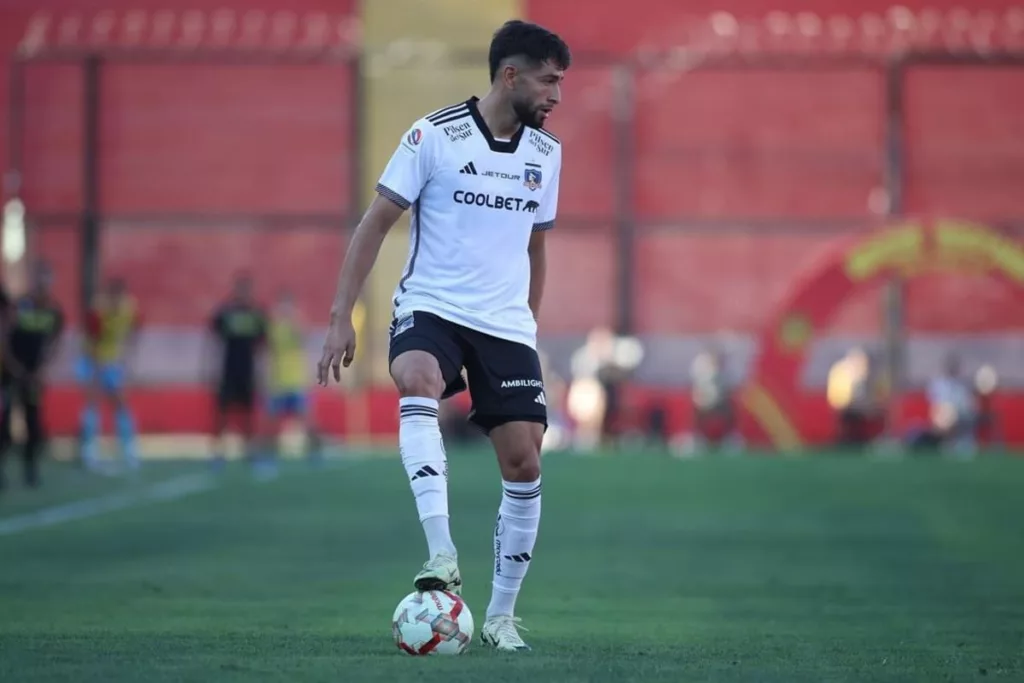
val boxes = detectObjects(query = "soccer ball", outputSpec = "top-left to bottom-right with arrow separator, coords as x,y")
392,590 -> 474,655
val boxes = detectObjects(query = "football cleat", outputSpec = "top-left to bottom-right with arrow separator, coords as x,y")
413,552 -> 462,596
480,615 -> 531,651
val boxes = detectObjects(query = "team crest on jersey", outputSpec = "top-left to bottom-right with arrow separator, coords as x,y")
523,165 -> 543,191
406,128 -> 422,146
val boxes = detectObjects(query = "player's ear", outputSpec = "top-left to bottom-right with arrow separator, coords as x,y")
500,62 -> 518,90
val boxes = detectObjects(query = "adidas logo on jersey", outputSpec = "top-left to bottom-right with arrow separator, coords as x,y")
534,392 -> 546,406
459,162 -> 478,175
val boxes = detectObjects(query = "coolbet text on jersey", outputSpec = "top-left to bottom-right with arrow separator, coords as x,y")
375,97 -> 562,348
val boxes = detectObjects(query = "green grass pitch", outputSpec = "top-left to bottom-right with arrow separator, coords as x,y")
1,449 -> 1022,682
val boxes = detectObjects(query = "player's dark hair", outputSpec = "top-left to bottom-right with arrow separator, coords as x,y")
488,20 -> 571,82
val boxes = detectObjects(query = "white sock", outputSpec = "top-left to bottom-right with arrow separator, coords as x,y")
399,397 -> 457,558
487,478 -> 541,619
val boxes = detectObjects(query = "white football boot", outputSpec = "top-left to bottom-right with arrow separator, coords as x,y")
480,615 -> 531,651
413,552 -> 462,596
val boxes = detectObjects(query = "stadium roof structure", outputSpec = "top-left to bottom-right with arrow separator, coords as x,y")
12,7 -> 1024,64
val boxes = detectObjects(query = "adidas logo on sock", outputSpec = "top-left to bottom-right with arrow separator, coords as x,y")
459,162 -> 478,175
410,465 -> 440,481
502,552 -> 532,563
534,391 -> 546,406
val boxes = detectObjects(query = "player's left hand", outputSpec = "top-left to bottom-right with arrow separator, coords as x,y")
317,317 -> 356,386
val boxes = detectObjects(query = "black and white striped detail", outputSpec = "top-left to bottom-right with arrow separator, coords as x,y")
400,402 -> 439,421
376,183 -> 410,210
532,219 -> 555,232
503,482 -> 542,501
532,127 -> 560,145
459,162 -> 478,175
426,102 -> 471,127
502,552 -> 532,563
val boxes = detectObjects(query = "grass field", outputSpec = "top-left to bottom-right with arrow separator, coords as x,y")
1,449 -> 1023,682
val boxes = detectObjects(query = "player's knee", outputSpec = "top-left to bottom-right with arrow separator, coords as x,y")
498,442 -> 542,482
391,352 -> 445,399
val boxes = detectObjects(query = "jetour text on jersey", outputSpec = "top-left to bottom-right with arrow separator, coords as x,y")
453,190 -> 540,213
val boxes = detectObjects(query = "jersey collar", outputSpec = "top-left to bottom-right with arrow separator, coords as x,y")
467,96 -> 524,154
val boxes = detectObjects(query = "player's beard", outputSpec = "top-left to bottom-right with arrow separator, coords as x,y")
512,98 -> 544,129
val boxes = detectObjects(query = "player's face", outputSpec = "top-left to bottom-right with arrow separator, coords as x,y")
234,278 -> 253,303
276,296 -> 295,319
512,60 -> 564,129
33,268 -> 53,297
108,280 -> 126,302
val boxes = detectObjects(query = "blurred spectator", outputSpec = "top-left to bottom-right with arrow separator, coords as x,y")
917,354 -> 977,456
538,350 -> 570,453
973,364 -> 1002,449
827,347 -> 886,448
567,327 -> 643,451
672,348 -> 743,456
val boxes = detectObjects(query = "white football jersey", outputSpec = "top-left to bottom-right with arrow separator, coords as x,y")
376,97 -> 562,349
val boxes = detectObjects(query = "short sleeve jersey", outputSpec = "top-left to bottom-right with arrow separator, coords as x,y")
375,96 -> 562,349
211,303 -> 267,376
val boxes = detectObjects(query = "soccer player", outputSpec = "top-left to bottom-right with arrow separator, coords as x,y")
78,277 -> 141,471
317,20 -> 570,651
209,273 -> 267,469
265,290 -> 321,463
0,263 -> 64,490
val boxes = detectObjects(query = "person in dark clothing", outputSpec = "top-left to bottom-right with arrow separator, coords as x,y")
209,273 -> 267,468
0,264 -> 64,490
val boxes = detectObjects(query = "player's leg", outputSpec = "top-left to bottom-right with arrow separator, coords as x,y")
264,392 -> 285,460
21,378 -> 43,488
76,356 -> 102,470
463,334 -> 547,651
389,312 -> 466,594
0,371 -> 13,491
238,375 -> 267,471
104,363 -> 139,470
210,379 -> 231,470
292,392 -> 323,463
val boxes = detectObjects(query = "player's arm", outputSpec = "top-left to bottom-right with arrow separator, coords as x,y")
528,231 -> 546,320
40,308 -> 65,369
328,196 -> 406,325
528,151 -> 561,320
318,123 -> 436,384
125,308 -> 143,363
83,308 -> 102,359
204,310 -> 224,384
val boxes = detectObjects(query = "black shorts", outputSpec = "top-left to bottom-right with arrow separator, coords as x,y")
217,372 -> 256,410
388,311 -> 547,433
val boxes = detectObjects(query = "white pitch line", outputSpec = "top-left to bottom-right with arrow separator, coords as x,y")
0,472 -> 218,537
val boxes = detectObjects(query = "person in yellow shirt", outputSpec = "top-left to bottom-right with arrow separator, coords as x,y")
265,291 -> 320,462
76,277 -> 141,470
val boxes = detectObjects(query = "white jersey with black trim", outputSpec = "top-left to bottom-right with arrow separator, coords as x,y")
375,96 -> 562,349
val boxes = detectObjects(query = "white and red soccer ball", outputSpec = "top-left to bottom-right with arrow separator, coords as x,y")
392,590 -> 474,656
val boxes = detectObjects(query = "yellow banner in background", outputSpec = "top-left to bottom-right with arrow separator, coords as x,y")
360,0 -> 521,385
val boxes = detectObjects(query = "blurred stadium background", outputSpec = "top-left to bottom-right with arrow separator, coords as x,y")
2,0 -> 1024,450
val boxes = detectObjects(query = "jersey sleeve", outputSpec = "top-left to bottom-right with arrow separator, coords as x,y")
532,151 -> 561,232
375,122 -> 439,210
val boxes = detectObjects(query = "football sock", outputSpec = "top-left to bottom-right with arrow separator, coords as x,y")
487,477 -> 542,619
80,404 -> 100,467
399,397 -> 457,558
115,406 -> 138,466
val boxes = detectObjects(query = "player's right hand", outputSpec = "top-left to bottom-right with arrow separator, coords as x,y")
317,317 -> 357,385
